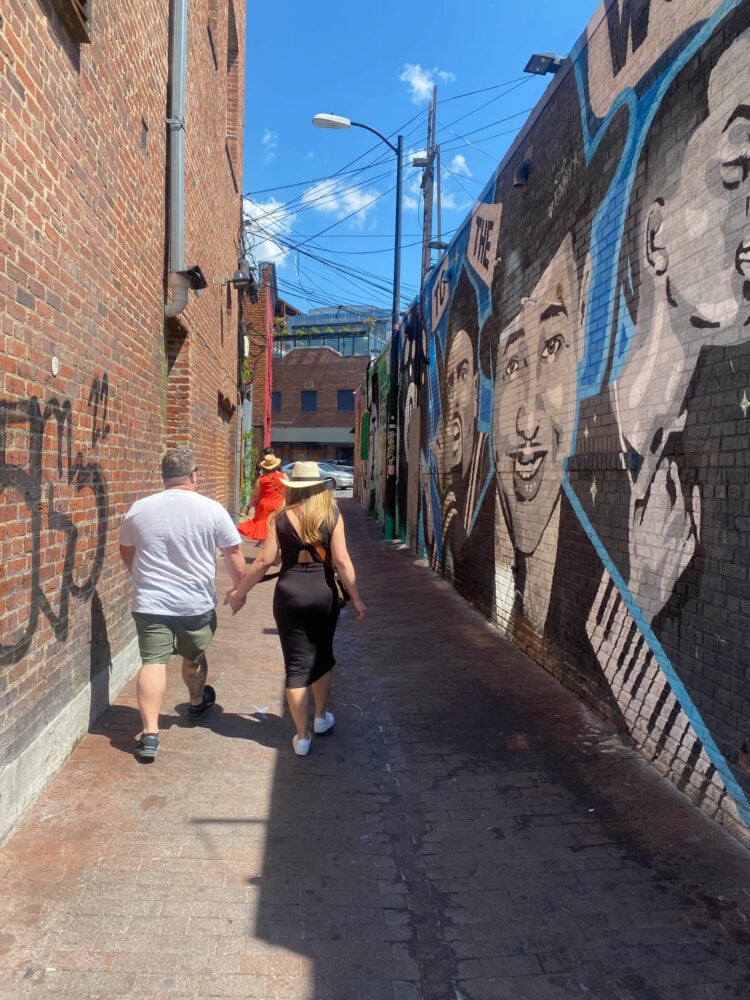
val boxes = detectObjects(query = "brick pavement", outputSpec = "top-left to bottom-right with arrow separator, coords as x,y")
1,499 -> 750,999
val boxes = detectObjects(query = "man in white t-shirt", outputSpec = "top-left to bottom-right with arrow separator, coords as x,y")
119,447 -> 245,760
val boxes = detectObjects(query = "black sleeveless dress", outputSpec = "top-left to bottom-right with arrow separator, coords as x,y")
273,510 -> 340,688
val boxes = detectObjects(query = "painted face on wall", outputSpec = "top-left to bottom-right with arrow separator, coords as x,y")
657,29 -> 750,333
493,234 -> 581,555
444,328 -> 477,476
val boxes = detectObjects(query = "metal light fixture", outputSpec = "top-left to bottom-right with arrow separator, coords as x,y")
223,262 -> 259,303
312,113 -> 351,130
523,52 -> 563,75
312,115 -> 402,340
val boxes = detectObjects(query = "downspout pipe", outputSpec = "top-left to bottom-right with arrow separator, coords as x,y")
165,0 -> 188,318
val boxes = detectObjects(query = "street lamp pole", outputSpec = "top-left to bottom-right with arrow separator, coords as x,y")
312,113 -> 403,539
385,134 -> 403,541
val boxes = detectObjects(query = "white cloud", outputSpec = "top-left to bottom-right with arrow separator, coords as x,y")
243,196 -> 296,266
439,189 -> 472,212
450,154 -> 472,178
262,129 -> 279,162
301,179 -> 381,228
399,63 -> 455,104
403,169 -> 423,213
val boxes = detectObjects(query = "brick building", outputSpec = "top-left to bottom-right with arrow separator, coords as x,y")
237,261 -> 279,499
0,0 -> 246,840
271,348 -> 368,465
269,306 -> 388,465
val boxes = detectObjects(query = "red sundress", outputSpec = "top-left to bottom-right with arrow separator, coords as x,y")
237,471 -> 286,540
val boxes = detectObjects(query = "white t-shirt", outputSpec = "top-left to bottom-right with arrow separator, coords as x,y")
120,489 -> 242,615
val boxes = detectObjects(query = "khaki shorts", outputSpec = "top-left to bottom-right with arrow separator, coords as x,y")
132,610 -> 217,665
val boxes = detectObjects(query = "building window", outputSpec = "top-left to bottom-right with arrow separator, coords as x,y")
301,390 -> 317,412
272,391 -> 281,413
337,389 -> 355,411
53,0 -> 91,42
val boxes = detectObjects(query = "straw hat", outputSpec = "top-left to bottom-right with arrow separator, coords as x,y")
259,454 -> 282,471
279,461 -> 326,488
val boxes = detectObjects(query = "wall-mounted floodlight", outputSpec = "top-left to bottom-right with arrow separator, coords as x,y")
523,52 -> 563,75
222,262 -> 259,303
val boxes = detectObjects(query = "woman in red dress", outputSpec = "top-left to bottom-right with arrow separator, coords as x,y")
238,453 -> 286,540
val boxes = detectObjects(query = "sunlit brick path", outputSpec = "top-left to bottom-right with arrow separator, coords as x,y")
1,499 -> 750,999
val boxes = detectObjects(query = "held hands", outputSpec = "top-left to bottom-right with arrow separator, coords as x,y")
226,584 -> 366,620
224,588 -> 247,615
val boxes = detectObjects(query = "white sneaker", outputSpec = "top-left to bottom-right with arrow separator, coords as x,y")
292,733 -> 311,756
314,711 -> 335,734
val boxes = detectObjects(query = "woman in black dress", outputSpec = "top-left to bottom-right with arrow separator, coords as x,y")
226,462 -> 366,755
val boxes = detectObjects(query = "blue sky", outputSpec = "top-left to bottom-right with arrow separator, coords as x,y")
241,0 -> 599,315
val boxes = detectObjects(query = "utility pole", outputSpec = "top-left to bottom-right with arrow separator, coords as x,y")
435,144 -> 444,261
422,88 -> 437,281
413,87 -> 447,286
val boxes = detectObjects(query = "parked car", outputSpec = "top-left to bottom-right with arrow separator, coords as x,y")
318,462 -> 354,489
281,462 -> 353,490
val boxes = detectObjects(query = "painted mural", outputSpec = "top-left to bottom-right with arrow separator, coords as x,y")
358,356 -> 388,520
382,0 -> 750,842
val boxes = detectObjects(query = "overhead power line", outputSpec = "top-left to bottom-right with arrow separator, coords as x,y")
244,75 -> 540,310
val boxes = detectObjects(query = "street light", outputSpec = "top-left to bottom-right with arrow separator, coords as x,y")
523,52 -> 563,75
313,112 -> 404,540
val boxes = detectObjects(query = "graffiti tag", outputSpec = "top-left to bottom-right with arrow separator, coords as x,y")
0,375 -> 110,663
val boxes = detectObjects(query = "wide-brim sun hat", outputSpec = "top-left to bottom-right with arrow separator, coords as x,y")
279,461 -> 326,489
259,454 -> 282,471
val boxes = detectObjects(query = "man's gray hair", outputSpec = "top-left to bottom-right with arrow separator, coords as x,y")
161,446 -> 196,480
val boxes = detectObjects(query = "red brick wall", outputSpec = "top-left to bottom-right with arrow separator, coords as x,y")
175,0 -> 245,507
242,264 -> 274,450
271,348 -> 368,462
0,0 -> 245,832
273,350 -> 368,427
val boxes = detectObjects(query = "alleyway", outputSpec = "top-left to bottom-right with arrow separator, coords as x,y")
1,500 -> 749,999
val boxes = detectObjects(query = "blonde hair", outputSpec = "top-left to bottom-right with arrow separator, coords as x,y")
275,484 -> 338,544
